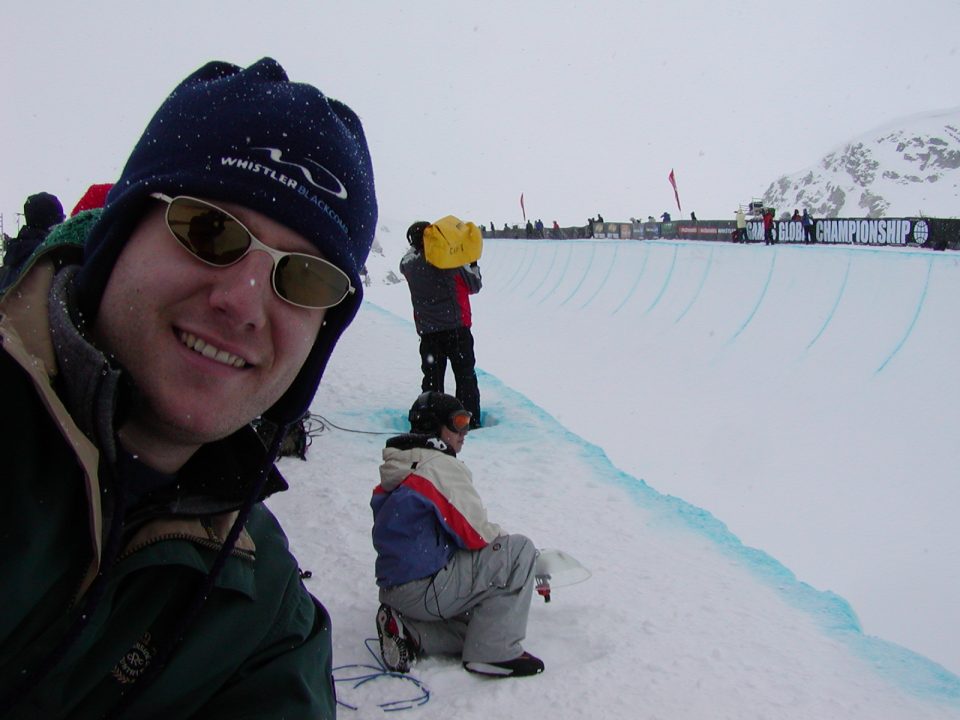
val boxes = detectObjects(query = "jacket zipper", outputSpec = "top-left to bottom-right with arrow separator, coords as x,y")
117,532 -> 256,564
69,534 -> 254,608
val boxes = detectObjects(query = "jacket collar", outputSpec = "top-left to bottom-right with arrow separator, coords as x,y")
49,265 -> 124,465
385,432 -> 456,456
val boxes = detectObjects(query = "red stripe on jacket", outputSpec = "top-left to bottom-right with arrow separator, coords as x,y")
455,273 -> 473,328
390,473 -> 488,550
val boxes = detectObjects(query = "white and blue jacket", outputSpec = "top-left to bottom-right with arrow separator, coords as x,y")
371,434 -> 502,588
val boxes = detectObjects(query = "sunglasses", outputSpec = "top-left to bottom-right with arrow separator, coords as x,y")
446,410 -> 473,434
151,193 -> 354,310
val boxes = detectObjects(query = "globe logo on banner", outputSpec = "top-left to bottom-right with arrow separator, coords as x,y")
913,220 -> 929,243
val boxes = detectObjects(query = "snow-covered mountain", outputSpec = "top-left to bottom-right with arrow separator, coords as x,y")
762,107 -> 960,219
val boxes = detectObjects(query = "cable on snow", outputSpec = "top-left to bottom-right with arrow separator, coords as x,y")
333,638 -> 430,712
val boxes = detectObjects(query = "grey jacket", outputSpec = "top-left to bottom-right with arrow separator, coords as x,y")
400,248 -> 481,334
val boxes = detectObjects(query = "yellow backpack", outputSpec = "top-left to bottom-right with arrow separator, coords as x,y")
423,215 -> 483,269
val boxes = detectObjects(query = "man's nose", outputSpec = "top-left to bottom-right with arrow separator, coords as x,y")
209,250 -> 275,328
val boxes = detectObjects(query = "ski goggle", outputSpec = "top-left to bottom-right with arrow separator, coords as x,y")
151,193 -> 354,310
446,410 -> 473,434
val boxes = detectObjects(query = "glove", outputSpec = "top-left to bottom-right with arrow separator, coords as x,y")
535,574 -> 551,603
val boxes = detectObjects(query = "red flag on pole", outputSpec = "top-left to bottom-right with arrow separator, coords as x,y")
668,169 -> 682,213
520,192 -> 527,222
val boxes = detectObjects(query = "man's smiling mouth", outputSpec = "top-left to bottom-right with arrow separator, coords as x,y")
179,331 -> 249,368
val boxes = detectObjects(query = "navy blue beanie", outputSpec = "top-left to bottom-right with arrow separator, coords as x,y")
74,57 -> 377,425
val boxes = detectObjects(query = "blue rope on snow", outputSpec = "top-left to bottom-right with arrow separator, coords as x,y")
308,413 -> 396,437
333,639 -> 430,712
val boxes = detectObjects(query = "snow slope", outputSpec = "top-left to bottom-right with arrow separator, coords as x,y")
265,234 -> 960,717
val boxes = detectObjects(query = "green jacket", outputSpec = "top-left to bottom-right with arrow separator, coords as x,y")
0,215 -> 334,718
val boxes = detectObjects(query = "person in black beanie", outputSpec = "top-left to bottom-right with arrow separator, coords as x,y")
0,57 -> 376,718
0,191 -> 64,290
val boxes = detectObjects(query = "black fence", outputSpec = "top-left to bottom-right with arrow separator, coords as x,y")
483,217 -> 960,251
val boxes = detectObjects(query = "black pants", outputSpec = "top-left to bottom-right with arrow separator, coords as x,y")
419,327 -> 481,425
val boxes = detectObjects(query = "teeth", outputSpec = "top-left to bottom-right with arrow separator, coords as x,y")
179,332 -> 248,368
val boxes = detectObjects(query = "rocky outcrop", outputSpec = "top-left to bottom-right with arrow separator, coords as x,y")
761,110 -> 960,218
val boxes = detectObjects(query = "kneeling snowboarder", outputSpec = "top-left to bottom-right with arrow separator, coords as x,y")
371,392 -> 543,678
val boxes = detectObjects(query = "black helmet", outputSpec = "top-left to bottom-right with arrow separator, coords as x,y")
408,391 -> 472,435
406,220 -> 430,248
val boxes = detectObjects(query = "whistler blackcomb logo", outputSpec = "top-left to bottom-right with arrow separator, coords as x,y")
220,147 -> 351,237
219,147 -> 347,199
251,147 -> 348,199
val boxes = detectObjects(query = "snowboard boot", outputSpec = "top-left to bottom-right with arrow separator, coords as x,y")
376,604 -> 418,673
463,651 -> 544,678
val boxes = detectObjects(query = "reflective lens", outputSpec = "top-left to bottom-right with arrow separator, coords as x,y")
152,193 -> 354,309
447,410 -> 473,433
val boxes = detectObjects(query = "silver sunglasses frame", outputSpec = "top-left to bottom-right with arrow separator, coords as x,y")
150,192 -> 355,310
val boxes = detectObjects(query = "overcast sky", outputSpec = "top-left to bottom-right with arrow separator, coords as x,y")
4,1 -> 960,233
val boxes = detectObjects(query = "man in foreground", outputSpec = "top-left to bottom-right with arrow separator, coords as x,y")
371,392 -> 543,678
0,57 -> 376,718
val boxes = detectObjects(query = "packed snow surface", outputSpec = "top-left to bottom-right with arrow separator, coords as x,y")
268,236 -> 960,718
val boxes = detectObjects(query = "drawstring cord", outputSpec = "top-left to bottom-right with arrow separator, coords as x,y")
105,424 -> 288,718
0,468 -> 130,718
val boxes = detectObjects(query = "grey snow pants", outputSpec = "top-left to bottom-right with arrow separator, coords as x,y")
379,534 -> 536,663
